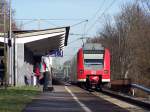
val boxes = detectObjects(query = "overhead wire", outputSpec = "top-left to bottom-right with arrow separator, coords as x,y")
85,0 -> 116,34
67,38 -> 82,45
79,0 -> 105,39
16,18 -> 89,30
15,18 -> 87,21
88,0 -> 106,21
69,0 -> 106,45
68,19 -> 89,46
70,19 -> 88,27
81,19 -> 88,45
70,33 -> 87,36
17,19 -> 59,30
18,19 -> 40,29
68,1 -> 107,46
41,20 -> 59,27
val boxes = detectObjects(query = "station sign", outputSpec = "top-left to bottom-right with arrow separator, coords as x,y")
48,49 -> 63,57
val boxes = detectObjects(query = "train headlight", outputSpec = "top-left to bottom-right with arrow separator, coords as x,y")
80,70 -> 84,74
104,70 -> 109,74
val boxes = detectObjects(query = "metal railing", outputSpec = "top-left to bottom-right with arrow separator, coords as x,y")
131,84 -> 150,94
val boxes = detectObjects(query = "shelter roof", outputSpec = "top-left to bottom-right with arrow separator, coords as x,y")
0,26 -> 70,55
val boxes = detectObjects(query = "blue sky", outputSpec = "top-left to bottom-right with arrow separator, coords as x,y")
12,0 -> 133,34
12,0 -> 134,64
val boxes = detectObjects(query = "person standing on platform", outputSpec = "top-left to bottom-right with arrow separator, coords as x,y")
40,60 -> 46,85
41,56 -> 53,91
34,62 -> 41,87
0,60 -> 4,86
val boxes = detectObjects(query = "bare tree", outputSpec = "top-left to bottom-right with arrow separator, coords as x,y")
88,2 -> 150,89
0,0 -> 18,32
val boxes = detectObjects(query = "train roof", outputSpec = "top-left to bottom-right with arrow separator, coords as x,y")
83,43 -> 104,50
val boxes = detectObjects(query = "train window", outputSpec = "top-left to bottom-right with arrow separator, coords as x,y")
83,50 -> 104,54
84,59 -> 103,65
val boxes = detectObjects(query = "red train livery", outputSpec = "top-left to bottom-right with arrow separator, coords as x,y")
70,43 -> 110,89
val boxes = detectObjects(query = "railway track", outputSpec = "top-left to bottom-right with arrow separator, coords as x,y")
90,88 -> 150,111
65,82 -> 150,111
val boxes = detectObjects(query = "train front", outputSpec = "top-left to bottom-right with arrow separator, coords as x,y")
78,43 -> 110,89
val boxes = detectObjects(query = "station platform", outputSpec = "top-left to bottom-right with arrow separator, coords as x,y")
23,85 -> 146,112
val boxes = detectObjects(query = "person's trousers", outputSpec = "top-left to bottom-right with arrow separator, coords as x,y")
43,71 -> 53,91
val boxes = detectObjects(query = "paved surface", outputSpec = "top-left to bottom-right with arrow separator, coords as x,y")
23,85 -> 132,112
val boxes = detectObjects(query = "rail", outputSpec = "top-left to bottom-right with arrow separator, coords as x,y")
131,84 -> 150,94
101,88 -> 150,110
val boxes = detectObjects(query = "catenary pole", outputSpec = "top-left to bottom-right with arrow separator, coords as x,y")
4,0 -> 7,89
8,0 -> 12,85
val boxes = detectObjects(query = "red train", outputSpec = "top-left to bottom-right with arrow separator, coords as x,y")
70,43 -> 110,89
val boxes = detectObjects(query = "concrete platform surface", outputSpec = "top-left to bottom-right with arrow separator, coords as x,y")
23,85 -> 129,112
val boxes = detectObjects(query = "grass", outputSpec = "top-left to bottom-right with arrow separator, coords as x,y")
0,86 -> 41,112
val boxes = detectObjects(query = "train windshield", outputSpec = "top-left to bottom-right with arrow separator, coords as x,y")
84,58 -> 104,70
83,50 -> 104,70
84,59 -> 103,65
84,56 -> 104,70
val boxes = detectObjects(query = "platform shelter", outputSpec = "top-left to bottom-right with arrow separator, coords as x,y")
0,26 -> 70,85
